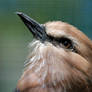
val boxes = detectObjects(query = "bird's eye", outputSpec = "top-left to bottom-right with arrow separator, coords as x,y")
61,38 -> 73,49
59,37 -> 78,53
47,35 -> 77,52
48,35 -> 73,49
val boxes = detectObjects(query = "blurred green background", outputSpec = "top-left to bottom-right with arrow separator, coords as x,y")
0,0 -> 92,92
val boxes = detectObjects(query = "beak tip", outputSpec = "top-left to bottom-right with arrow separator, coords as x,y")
16,11 -> 46,40
16,12 -> 23,16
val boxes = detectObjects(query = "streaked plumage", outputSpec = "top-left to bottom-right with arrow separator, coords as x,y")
15,12 -> 92,92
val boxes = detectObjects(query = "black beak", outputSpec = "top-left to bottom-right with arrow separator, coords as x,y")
16,12 -> 47,42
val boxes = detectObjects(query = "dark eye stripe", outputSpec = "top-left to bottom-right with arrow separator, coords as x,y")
47,35 -> 78,53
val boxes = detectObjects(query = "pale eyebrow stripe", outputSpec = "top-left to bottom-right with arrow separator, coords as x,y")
67,36 -> 79,47
47,29 -> 80,47
46,29 -> 66,37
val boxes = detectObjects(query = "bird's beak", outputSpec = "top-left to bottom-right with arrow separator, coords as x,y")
16,12 -> 47,42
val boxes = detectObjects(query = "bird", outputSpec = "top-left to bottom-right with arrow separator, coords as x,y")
15,12 -> 92,92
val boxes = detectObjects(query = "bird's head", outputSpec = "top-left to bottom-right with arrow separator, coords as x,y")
16,12 -> 92,92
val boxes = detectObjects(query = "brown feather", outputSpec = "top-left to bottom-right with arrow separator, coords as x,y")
16,21 -> 92,92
